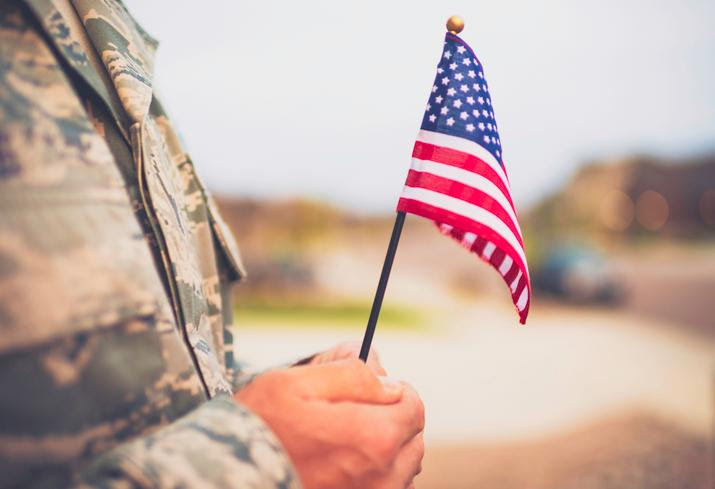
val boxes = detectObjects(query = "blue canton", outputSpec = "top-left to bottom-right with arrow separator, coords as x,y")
421,34 -> 503,166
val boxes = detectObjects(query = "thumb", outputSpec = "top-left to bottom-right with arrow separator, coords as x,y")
290,358 -> 404,404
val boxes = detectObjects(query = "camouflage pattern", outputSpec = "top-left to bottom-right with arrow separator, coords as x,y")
0,0 -> 298,487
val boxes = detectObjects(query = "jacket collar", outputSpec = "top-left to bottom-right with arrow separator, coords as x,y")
23,0 -> 157,126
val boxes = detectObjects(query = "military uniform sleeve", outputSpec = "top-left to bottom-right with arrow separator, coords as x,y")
75,396 -> 300,489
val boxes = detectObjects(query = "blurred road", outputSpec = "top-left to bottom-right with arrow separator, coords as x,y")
234,299 -> 714,488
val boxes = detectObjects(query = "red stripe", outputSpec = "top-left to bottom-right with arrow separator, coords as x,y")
399,197 -> 530,323
503,261 -> 520,284
472,236 -> 487,255
404,170 -> 523,246
412,141 -> 516,212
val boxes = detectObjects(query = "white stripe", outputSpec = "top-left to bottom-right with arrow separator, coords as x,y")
461,232 -> 477,248
416,129 -> 511,192
411,158 -> 523,239
516,286 -> 529,310
400,185 -> 527,267
499,255 -> 513,275
510,270 -> 522,293
482,241 -> 496,259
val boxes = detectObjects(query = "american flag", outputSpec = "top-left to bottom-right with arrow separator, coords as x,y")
397,32 -> 531,323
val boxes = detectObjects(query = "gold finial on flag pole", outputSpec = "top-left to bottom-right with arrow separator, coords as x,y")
446,15 -> 464,34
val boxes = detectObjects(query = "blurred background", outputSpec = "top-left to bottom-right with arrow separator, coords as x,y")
128,1 -> 714,487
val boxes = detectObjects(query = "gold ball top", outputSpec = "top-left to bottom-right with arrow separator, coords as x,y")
446,15 -> 464,34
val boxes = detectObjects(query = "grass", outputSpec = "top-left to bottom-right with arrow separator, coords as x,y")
234,299 -> 429,330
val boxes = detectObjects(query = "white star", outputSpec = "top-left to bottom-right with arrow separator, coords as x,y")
453,99 -> 462,108
468,70 -> 476,79
490,111 -> 494,118
449,62 -> 457,70
496,150 -> 500,157
491,136 -> 497,143
473,83 -> 481,92
472,109 -> 480,117
460,111 -> 468,120
426,103 -> 431,112
440,106 -> 449,115
460,84 -> 469,93
486,98 -> 491,105
477,97 -> 485,105
457,46 -> 466,54
441,76 -> 450,85
497,138 -> 501,145
478,71 -> 484,79
466,123 -> 475,132
466,96 -> 475,104
431,85 -> 438,93
454,73 -> 464,81
435,95 -> 443,103
487,123 -> 493,131
462,58 -> 471,66
478,122 -> 485,130
483,84 -> 488,92
429,114 -> 437,122
437,67 -> 444,74
482,109 -> 489,117
446,117 -> 455,126
444,51 -> 452,59
447,87 -> 457,96
483,135 -> 490,143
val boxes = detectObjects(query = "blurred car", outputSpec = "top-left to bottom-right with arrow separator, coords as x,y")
534,245 -> 625,304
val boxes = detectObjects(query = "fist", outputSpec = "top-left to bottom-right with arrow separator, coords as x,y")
235,359 -> 424,489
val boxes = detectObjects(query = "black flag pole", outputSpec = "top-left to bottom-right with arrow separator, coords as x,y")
359,211 -> 406,361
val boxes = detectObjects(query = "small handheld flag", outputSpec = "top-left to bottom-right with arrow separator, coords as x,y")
360,16 -> 531,361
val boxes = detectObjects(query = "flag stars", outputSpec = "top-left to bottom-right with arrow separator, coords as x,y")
473,83 -> 481,92
460,84 -> 469,93
468,70 -> 476,79
437,67 -> 444,74
478,122 -> 485,130
478,71 -> 484,79
462,58 -> 471,66
487,123 -> 493,131
466,123 -> 475,132
483,135 -> 490,143
440,106 -> 449,115
435,95 -> 443,104
454,73 -> 464,81
431,85 -> 438,93
482,109 -> 489,117
449,62 -> 458,70
441,76 -> 450,85
444,51 -> 452,59
446,117 -> 455,126
429,114 -> 437,122
453,99 -> 463,108
457,46 -> 466,54
472,109 -> 480,117
460,111 -> 468,120
477,96 -> 485,105
447,87 -> 457,96
426,103 -> 431,112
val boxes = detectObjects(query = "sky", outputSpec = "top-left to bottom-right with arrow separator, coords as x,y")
125,0 -> 715,213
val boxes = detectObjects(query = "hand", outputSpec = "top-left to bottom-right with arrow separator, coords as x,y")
308,341 -> 386,376
234,359 -> 424,489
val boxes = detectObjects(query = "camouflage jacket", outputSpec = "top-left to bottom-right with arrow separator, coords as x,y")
0,0 -> 300,487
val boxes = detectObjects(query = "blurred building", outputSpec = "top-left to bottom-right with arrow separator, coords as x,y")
528,152 -> 715,239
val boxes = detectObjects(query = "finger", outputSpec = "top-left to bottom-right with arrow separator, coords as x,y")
289,359 -> 403,404
391,433 -> 424,489
314,341 -> 387,376
386,383 -> 425,442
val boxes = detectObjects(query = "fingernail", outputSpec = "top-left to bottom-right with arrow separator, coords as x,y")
378,375 -> 403,395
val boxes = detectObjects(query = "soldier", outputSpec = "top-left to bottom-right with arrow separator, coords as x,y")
0,0 -> 425,487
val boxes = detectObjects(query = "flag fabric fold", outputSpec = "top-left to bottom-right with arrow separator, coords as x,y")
397,32 -> 531,323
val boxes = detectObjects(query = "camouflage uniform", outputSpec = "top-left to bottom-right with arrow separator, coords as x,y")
0,0 -> 300,487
